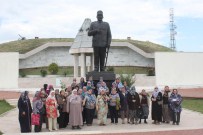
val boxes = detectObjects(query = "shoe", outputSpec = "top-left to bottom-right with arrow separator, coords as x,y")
54,128 -> 58,131
172,122 -> 175,125
87,124 -> 91,126
144,120 -> 148,124
156,122 -> 161,125
122,120 -> 125,124
77,126 -> 81,129
49,129 -> 52,132
139,120 -> 141,124
176,123 -> 179,125
166,121 -> 170,124
72,126 -> 75,130
152,121 -> 156,124
99,123 -> 103,126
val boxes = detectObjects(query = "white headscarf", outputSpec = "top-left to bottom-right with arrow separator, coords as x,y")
48,90 -> 55,99
70,89 -> 78,102
152,87 -> 161,98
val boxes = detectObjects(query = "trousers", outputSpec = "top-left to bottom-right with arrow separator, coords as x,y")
93,47 -> 106,71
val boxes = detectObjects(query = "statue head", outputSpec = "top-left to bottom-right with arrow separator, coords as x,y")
97,10 -> 103,22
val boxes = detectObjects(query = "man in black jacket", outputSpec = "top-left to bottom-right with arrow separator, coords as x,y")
88,10 -> 112,72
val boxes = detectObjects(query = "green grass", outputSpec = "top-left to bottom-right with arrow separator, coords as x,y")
129,40 -> 174,53
0,100 -> 15,115
0,38 -> 74,54
182,98 -> 203,114
0,38 -> 173,54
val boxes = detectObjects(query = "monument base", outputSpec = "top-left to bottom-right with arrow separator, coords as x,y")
86,71 -> 116,91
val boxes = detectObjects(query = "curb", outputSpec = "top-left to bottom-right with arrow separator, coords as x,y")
0,107 -> 17,117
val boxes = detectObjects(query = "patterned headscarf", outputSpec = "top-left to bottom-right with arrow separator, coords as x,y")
129,86 -> 136,95
20,91 -> 29,102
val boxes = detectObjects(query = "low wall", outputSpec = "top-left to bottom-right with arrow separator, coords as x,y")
0,53 -> 19,89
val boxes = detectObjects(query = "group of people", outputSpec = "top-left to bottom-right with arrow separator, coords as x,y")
18,76 -> 183,133
151,86 -> 183,125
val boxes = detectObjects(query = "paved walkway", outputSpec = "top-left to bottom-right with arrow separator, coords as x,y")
0,107 -> 203,135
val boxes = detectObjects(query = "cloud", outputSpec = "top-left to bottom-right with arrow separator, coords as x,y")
0,0 -> 203,50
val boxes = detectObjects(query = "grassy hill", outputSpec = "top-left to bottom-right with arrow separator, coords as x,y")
112,39 -> 174,53
0,38 -> 173,54
0,38 -> 74,54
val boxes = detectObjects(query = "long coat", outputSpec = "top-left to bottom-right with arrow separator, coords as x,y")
67,95 -> 83,126
151,92 -> 163,122
119,92 -> 128,111
18,97 -> 32,133
127,92 -> 140,110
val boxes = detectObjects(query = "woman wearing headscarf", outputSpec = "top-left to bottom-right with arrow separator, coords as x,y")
127,86 -> 140,124
46,90 -> 58,131
96,87 -> 109,126
169,89 -> 182,125
40,89 -> 48,129
18,91 -> 32,133
162,86 -> 171,123
83,86 -> 96,126
139,89 -> 150,124
46,84 -> 54,95
151,87 -> 163,124
119,85 -> 128,124
67,89 -> 83,129
32,91 -> 44,132
79,77 -> 86,89
57,90 -> 68,129
109,88 -> 120,124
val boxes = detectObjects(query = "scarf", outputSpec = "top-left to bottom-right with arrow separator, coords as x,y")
70,89 -> 78,102
20,91 -> 29,102
129,86 -> 136,95
152,87 -> 161,98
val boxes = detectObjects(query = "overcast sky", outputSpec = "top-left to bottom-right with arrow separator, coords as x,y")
1,0 -> 203,52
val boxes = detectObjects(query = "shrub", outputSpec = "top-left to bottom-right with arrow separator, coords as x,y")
19,71 -> 26,78
48,63 -> 59,74
106,67 -> 114,72
63,70 -> 70,77
40,69 -> 47,77
120,74 -> 135,87
147,67 -> 155,76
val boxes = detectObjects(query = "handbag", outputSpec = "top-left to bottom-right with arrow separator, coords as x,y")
31,114 -> 40,125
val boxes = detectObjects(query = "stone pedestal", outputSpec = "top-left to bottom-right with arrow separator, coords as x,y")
86,71 -> 116,90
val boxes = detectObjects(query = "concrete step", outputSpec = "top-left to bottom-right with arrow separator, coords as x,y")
6,99 -> 18,107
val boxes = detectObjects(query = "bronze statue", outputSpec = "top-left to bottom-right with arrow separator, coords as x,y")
88,10 -> 112,72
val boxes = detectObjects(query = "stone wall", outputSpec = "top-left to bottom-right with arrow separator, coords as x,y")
19,46 -> 154,69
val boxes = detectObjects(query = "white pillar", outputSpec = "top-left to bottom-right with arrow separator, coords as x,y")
91,53 -> 94,71
74,54 -> 79,77
80,53 -> 86,77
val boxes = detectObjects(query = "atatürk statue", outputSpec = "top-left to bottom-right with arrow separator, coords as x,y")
88,10 -> 112,72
